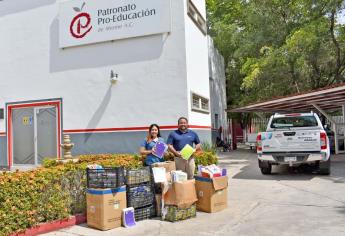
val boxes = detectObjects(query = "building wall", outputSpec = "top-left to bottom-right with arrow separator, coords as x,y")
208,37 -> 228,142
0,0 -> 212,164
0,136 -> 6,167
0,0 -> 189,132
69,128 -> 211,155
183,0 -> 211,143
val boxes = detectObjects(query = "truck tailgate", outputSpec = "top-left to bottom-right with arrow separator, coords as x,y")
261,130 -> 321,152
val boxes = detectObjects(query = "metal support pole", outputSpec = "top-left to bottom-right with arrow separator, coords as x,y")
254,112 -> 265,121
311,103 -> 336,124
312,103 -> 340,154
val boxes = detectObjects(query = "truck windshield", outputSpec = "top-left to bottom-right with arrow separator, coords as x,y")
270,116 -> 318,128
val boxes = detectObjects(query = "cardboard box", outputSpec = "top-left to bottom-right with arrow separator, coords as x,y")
152,161 -> 176,173
87,186 -> 127,230
164,179 -> 197,209
195,176 -> 228,213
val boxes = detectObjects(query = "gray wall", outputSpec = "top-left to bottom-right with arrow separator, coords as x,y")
0,136 -> 7,167
69,129 -> 212,155
208,36 -> 228,143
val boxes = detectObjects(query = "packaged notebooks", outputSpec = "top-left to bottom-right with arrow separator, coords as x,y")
122,207 -> 136,228
180,144 -> 195,160
171,170 -> 188,182
152,167 -> 167,183
152,142 -> 168,158
163,204 -> 197,222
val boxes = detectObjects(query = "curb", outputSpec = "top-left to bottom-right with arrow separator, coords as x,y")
10,214 -> 86,236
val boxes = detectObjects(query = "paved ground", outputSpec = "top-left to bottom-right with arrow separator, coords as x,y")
44,149 -> 345,236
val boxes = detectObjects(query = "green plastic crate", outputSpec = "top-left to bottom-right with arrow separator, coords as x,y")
163,204 -> 197,222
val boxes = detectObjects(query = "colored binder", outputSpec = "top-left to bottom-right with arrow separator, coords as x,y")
122,207 -> 136,228
180,144 -> 195,160
152,142 -> 167,158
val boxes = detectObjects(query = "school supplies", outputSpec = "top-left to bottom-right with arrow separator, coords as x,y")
152,167 -> 167,183
122,207 -> 136,228
152,142 -> 168,158
171,170 -> 188,182
180,144 -> 195,160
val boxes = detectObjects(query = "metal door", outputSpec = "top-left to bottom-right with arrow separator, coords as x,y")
12,106 -> 57,166
12,108 -> 35,165
36,107 -> 57,164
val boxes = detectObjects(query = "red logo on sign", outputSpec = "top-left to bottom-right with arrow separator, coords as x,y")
69,3 -> 92,39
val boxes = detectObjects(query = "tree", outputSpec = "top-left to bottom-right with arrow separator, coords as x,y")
207,0 -> 345,108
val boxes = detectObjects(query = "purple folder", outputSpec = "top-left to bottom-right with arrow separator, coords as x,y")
152,142 -> 167,159
123,207 -> 136,228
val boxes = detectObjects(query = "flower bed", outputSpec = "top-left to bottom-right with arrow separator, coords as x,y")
0,154 -> 142,236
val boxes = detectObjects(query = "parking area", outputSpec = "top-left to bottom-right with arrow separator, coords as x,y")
45,149 -> 345,236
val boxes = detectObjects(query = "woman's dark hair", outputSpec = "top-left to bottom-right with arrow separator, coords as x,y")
146,124 -> 161,142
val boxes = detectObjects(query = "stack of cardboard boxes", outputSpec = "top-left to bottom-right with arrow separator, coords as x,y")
86,168 -> 127,231
163,178 -> 198,222
86,162 -> 229,231
152,161 -> 198,222
152,161 -> 176,217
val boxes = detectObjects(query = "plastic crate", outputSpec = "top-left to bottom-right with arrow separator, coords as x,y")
86,167 -> 125,189
127,183 -> 155,208
134,205 -> 156,221
126,166 -> 151,185
163,204 -> 197,222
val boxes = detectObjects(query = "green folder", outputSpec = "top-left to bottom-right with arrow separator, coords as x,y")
180,144 -> 195,160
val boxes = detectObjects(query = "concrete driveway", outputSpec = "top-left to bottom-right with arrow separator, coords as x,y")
44,149 -> 345,236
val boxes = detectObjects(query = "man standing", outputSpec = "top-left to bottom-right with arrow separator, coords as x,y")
167,117 -> 201,179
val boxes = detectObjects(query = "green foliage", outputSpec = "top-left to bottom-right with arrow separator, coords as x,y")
0,154 -> 142,236
194,151 -> 218,167
0,168 -> 70,236
42,158 -> 59,168
207,0 -> 345,109
201,142 -> 217,155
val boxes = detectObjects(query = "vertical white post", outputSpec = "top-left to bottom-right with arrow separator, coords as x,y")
333,122 -> 338,154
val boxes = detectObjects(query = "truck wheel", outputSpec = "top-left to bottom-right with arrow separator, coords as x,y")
259,160 -> 272,175
319,158 -> 331,175
260,166 -> 272,175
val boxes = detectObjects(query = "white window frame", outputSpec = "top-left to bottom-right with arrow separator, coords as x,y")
191,92 -> 210,114
187,0 -> 207,35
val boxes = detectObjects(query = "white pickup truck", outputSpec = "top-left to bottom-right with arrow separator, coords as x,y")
256,113 -> 330,175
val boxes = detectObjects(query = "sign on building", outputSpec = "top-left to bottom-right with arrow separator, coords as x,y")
59,0 -> 171,48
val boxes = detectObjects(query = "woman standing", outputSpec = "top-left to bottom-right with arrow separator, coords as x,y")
139,124 -> 166,166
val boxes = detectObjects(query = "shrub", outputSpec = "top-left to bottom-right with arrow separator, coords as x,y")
0,168 -> 70,236
194,151 -> 218,167
164,151 -> 175,161
201,142 -> 217,155
0,153 -> 142,236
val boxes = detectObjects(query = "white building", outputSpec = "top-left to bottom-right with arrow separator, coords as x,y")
0,0 -> 227,168
208,37 -> 228,143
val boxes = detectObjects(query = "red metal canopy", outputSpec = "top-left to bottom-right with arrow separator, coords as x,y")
230,83 -> 345,113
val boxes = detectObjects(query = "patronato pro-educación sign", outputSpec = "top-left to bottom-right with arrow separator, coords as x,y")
59,0 -> 171,48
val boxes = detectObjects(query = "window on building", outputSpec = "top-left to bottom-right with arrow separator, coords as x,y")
0,109 -> 3,119
191,93 -> 210,113
187,0 -> 207,35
